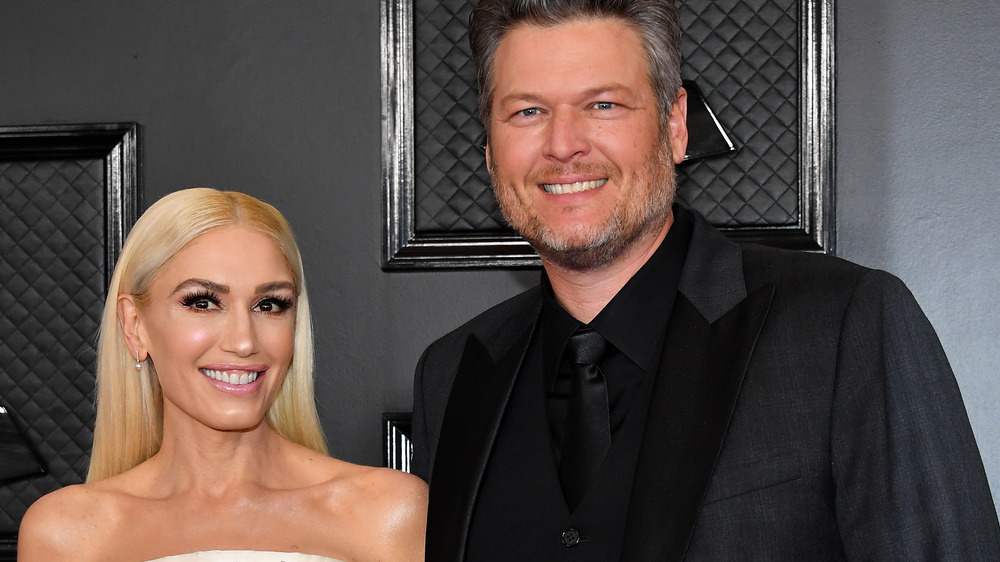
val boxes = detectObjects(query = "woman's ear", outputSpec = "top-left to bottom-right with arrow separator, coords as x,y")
117,295 -> 147,361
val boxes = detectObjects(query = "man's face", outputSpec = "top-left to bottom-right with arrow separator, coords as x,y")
486,18 -> 688,271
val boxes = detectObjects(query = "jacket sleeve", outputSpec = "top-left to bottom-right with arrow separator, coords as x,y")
831,270 -> 1000,559
411,346 -> 432,482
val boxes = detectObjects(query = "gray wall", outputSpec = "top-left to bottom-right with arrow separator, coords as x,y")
837,0 -> 1000,507
1,0 -> 997,509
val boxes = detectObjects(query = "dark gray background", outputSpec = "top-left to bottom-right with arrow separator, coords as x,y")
1,0 -> 997,511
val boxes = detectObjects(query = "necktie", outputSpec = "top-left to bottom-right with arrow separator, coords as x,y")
558,326 -> 611,511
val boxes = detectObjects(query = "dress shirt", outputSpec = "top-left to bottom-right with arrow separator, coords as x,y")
542,207 -> 693,465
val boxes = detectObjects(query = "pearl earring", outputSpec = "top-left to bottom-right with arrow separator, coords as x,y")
135,350 -> 143,371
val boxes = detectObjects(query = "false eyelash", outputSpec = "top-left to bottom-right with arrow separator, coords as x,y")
257,295 -> 295,312
180,290 -> 221,308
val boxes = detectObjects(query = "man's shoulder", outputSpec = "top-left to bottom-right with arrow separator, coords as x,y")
686,207 -> 884,288
740,242 -> 901,291
682,210 -> 907,316
424,285 -> 541,356
731,240 -> 923,322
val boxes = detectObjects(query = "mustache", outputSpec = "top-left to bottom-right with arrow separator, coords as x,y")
524,163 -> 617,185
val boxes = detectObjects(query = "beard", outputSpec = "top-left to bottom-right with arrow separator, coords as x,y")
490,140 -> 676,272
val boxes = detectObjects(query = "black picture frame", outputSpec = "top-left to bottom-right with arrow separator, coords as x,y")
383,412 -> 414,474
381,0 -> 835,269
0,123 -> 140,560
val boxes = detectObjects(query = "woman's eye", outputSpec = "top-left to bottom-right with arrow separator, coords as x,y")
181,294 -> 221,310
256,297 -> 293,314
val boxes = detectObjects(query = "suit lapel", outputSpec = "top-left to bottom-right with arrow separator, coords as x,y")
622,287 -> 774,560
622,211 -> 775,560
426,325 -> 535,562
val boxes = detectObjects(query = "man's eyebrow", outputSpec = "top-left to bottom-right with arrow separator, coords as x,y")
171,278 -> 229,295
497,91 -> 546,106
580,83 -> 633,98
497,83 -> 634,106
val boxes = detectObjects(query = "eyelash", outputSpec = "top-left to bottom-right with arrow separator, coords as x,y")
513,102 -> 616,119
180,291 -> 221,310
255,296 -> 294,314
179,292 -> 294,314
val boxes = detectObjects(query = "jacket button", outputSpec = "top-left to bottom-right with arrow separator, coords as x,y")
561,528 -> 581,547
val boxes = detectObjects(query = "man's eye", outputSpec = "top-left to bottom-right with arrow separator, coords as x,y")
594,102 -> 615,110
517,108 -> 539,117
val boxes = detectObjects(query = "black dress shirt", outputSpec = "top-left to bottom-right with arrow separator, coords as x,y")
542,208 -> 694,468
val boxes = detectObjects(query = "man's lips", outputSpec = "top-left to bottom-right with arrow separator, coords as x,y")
540,178 -> 608,195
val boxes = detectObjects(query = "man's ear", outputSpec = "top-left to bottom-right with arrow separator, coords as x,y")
484,142 -> 493,174
668,87 -> 689,165
117,295 -> 147,361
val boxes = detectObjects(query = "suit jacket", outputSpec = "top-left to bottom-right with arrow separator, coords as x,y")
412,211 -> 1000,560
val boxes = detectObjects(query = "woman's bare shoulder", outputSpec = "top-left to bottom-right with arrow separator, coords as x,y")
17,482 -> 125,560
313,461 -> 427,562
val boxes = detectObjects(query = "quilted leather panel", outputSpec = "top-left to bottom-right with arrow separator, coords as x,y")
0,158 -> 103,533
677,0 -> 799,226
411,0 -> 799,233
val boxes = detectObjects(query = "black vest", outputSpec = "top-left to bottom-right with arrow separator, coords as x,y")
465,335 -> 654,561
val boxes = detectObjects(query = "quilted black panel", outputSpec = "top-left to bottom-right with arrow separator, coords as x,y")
412,0 -> 799,234
413,0 -> 500,233
0,158 -> 103,533
676,0 -> 799,226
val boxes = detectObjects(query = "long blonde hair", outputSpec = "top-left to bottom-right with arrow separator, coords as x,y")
87,188 -> 327,481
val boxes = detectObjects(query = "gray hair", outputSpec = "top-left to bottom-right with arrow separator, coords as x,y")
469,0 -> 683,131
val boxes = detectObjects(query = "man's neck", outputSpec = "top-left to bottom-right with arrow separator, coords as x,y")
543,214 -> 674,323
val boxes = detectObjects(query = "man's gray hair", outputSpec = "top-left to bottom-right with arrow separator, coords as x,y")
469,0 -> 683,131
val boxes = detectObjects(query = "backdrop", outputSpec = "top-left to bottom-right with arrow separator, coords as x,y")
1,0 -> 997,515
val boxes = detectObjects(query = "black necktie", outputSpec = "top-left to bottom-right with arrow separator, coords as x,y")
558,326 -> 611,511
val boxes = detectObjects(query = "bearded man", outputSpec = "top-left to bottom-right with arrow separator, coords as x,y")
411,1 -> 1000,560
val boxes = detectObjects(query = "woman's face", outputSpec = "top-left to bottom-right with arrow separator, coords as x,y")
126,226 -> 297,433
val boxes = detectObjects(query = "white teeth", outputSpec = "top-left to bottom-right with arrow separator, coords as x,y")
201,369 -> 259,385
541,178 -> 607,194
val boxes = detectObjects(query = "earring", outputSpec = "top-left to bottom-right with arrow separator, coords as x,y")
135,350 -> 143,371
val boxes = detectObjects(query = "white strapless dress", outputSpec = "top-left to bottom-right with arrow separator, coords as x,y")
146,551 -> 344,561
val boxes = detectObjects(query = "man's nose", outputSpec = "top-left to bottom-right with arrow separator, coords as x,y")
544,106 -> 590,163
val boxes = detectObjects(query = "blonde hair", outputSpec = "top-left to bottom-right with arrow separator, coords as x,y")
87,188 -> 327,482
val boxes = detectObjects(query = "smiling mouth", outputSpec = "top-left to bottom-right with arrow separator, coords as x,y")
540,178 -> 607,195
201,369 -> 260,385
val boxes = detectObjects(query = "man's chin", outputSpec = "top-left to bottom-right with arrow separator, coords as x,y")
529,229 -> 621,272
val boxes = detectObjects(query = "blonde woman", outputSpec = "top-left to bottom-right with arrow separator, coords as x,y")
18,188 -> 426,561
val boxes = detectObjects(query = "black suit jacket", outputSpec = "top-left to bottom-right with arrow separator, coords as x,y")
412,212 -> 1000,560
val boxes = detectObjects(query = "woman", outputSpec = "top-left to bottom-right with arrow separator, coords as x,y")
18,188 -> 426,561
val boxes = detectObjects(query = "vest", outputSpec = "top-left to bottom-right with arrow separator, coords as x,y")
464,335 -> 654,561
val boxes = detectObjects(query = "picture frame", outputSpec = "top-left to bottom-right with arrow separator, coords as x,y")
381,0 -> 835,269
0,123 -> 139,560
383,412 -> 414,474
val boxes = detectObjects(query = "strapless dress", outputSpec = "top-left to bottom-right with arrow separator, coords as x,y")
146,551 -> 344,561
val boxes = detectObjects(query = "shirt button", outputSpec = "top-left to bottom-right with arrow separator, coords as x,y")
561,528 -> 581,547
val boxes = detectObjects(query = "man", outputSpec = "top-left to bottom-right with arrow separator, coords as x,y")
411,0 -> 1000,559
